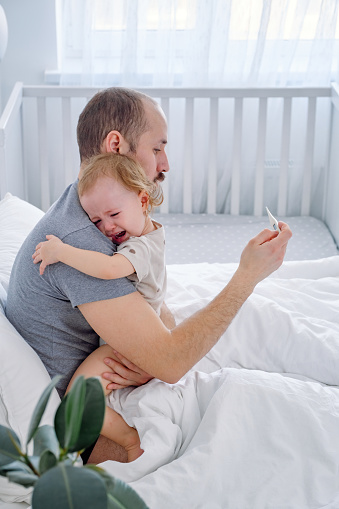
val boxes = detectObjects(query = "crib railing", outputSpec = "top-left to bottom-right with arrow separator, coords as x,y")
0,82 -> 337,222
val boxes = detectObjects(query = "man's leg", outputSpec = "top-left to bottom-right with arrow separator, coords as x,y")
86,434 -> 128,464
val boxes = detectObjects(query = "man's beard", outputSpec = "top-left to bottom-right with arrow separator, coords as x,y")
155,172 -> 166,183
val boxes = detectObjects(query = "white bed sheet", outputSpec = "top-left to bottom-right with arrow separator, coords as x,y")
100,256 -> 339,509
1,194 -> 339,508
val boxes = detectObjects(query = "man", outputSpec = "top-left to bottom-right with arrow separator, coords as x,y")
6,87 -> 292,463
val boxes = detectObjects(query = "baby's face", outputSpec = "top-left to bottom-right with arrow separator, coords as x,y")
80,176 -> 146,244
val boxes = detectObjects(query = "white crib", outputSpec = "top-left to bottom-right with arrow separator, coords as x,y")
2,83 -> 339,509
0,82 -> 339,262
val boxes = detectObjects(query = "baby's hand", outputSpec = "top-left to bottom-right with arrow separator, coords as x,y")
32,235 -> 64,275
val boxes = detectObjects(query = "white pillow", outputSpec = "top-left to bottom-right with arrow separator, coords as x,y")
0,311 -> 60,504
0,193 -> 44,291
0,194 -> 60,504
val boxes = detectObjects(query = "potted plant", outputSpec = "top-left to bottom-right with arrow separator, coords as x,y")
0,375 -> 148,508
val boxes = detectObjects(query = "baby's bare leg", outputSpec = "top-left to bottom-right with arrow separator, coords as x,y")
67,343 -> 120,396
67,344 -> 143,462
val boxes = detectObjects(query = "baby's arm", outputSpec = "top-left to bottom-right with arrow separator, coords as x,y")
67,344 -> 143,462
33,234 -> 135,278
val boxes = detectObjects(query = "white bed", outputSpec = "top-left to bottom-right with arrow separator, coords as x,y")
1,83 -> 339,508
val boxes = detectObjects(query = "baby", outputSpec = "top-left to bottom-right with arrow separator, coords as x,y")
33,152 -> 170,462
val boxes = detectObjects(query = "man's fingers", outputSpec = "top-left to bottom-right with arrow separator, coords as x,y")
102,359 -> 151,385
254,222 -> 292,247
103,359 -> 138,381
109,350 -> 142,373
277,221 -> 293,243
103,371 -> 135,386
105,351 -> 152,378
253,228 -> 279,246
106,382 -> 130,391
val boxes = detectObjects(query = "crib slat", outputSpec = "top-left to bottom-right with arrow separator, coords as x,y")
207,98 -> 218,214
0,82 -> 24,199
254,98 -> 268,216
0,140 -> 7,199
301,97 -> 316,216
183,98 -> 194,214
160,97 -> 170,213
278,97 -> 292,216
62,97 -> 73,187
37,97 -> 50,211
231,98 -> 243,215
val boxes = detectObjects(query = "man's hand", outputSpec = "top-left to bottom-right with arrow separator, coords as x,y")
102,350 -> 153,390
237,221 -> 292,288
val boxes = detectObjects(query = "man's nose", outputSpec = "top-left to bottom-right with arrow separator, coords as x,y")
159,152 -> 170,173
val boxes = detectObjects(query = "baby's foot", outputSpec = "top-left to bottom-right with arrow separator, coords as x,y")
126,442 -> 144,462
124,428 -> 144,462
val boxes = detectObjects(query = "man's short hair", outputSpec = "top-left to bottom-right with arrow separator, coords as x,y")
77,87 -> 155,162
78,153 -> 163,212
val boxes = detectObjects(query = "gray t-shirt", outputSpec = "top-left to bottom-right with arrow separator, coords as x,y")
6,182 -> 135,396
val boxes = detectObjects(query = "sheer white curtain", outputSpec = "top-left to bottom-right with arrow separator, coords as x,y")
56,0 -> 338,215
58,0 -> 339,87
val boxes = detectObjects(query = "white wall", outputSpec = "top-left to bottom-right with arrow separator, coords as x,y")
0,0 -> 58,111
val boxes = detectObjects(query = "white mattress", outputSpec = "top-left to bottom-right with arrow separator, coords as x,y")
156,214 -> 338,264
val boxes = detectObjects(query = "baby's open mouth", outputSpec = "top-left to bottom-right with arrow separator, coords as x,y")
112,230 -> 126,242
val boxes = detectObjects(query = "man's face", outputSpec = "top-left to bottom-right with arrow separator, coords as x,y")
127,102 -> 169,183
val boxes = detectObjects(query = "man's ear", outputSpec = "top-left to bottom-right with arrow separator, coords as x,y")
139,191 -> 150,211
102,131 -> 130,154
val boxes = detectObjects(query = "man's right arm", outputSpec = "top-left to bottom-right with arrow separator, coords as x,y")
78,224 -> 292,383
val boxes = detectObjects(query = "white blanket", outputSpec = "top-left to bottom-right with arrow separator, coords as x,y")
102,256 -> 339,509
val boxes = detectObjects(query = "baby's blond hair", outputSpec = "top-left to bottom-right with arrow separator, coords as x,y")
78,153 -> 163,212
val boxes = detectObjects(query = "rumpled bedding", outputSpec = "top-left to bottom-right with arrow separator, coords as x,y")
102,256 -> 339,509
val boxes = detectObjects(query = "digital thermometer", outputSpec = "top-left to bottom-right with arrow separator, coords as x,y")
266,206 -> 280,233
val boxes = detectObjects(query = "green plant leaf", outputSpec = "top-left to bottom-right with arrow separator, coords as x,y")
7,470 -> 38,487
72,377 -> 105,451
39,449 -> 57,475
0,425 -> 22,466
106,477 -> 149,509
33,425 -> 59,458
32,464 -> 107,509
26,375 -> 62,447
65,375 -> 86,449
54,375 -> 86,451
53,399 -> 66,450
55,377 -> 105,453
85,466 -> 149,509
0,460 -> 32,477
